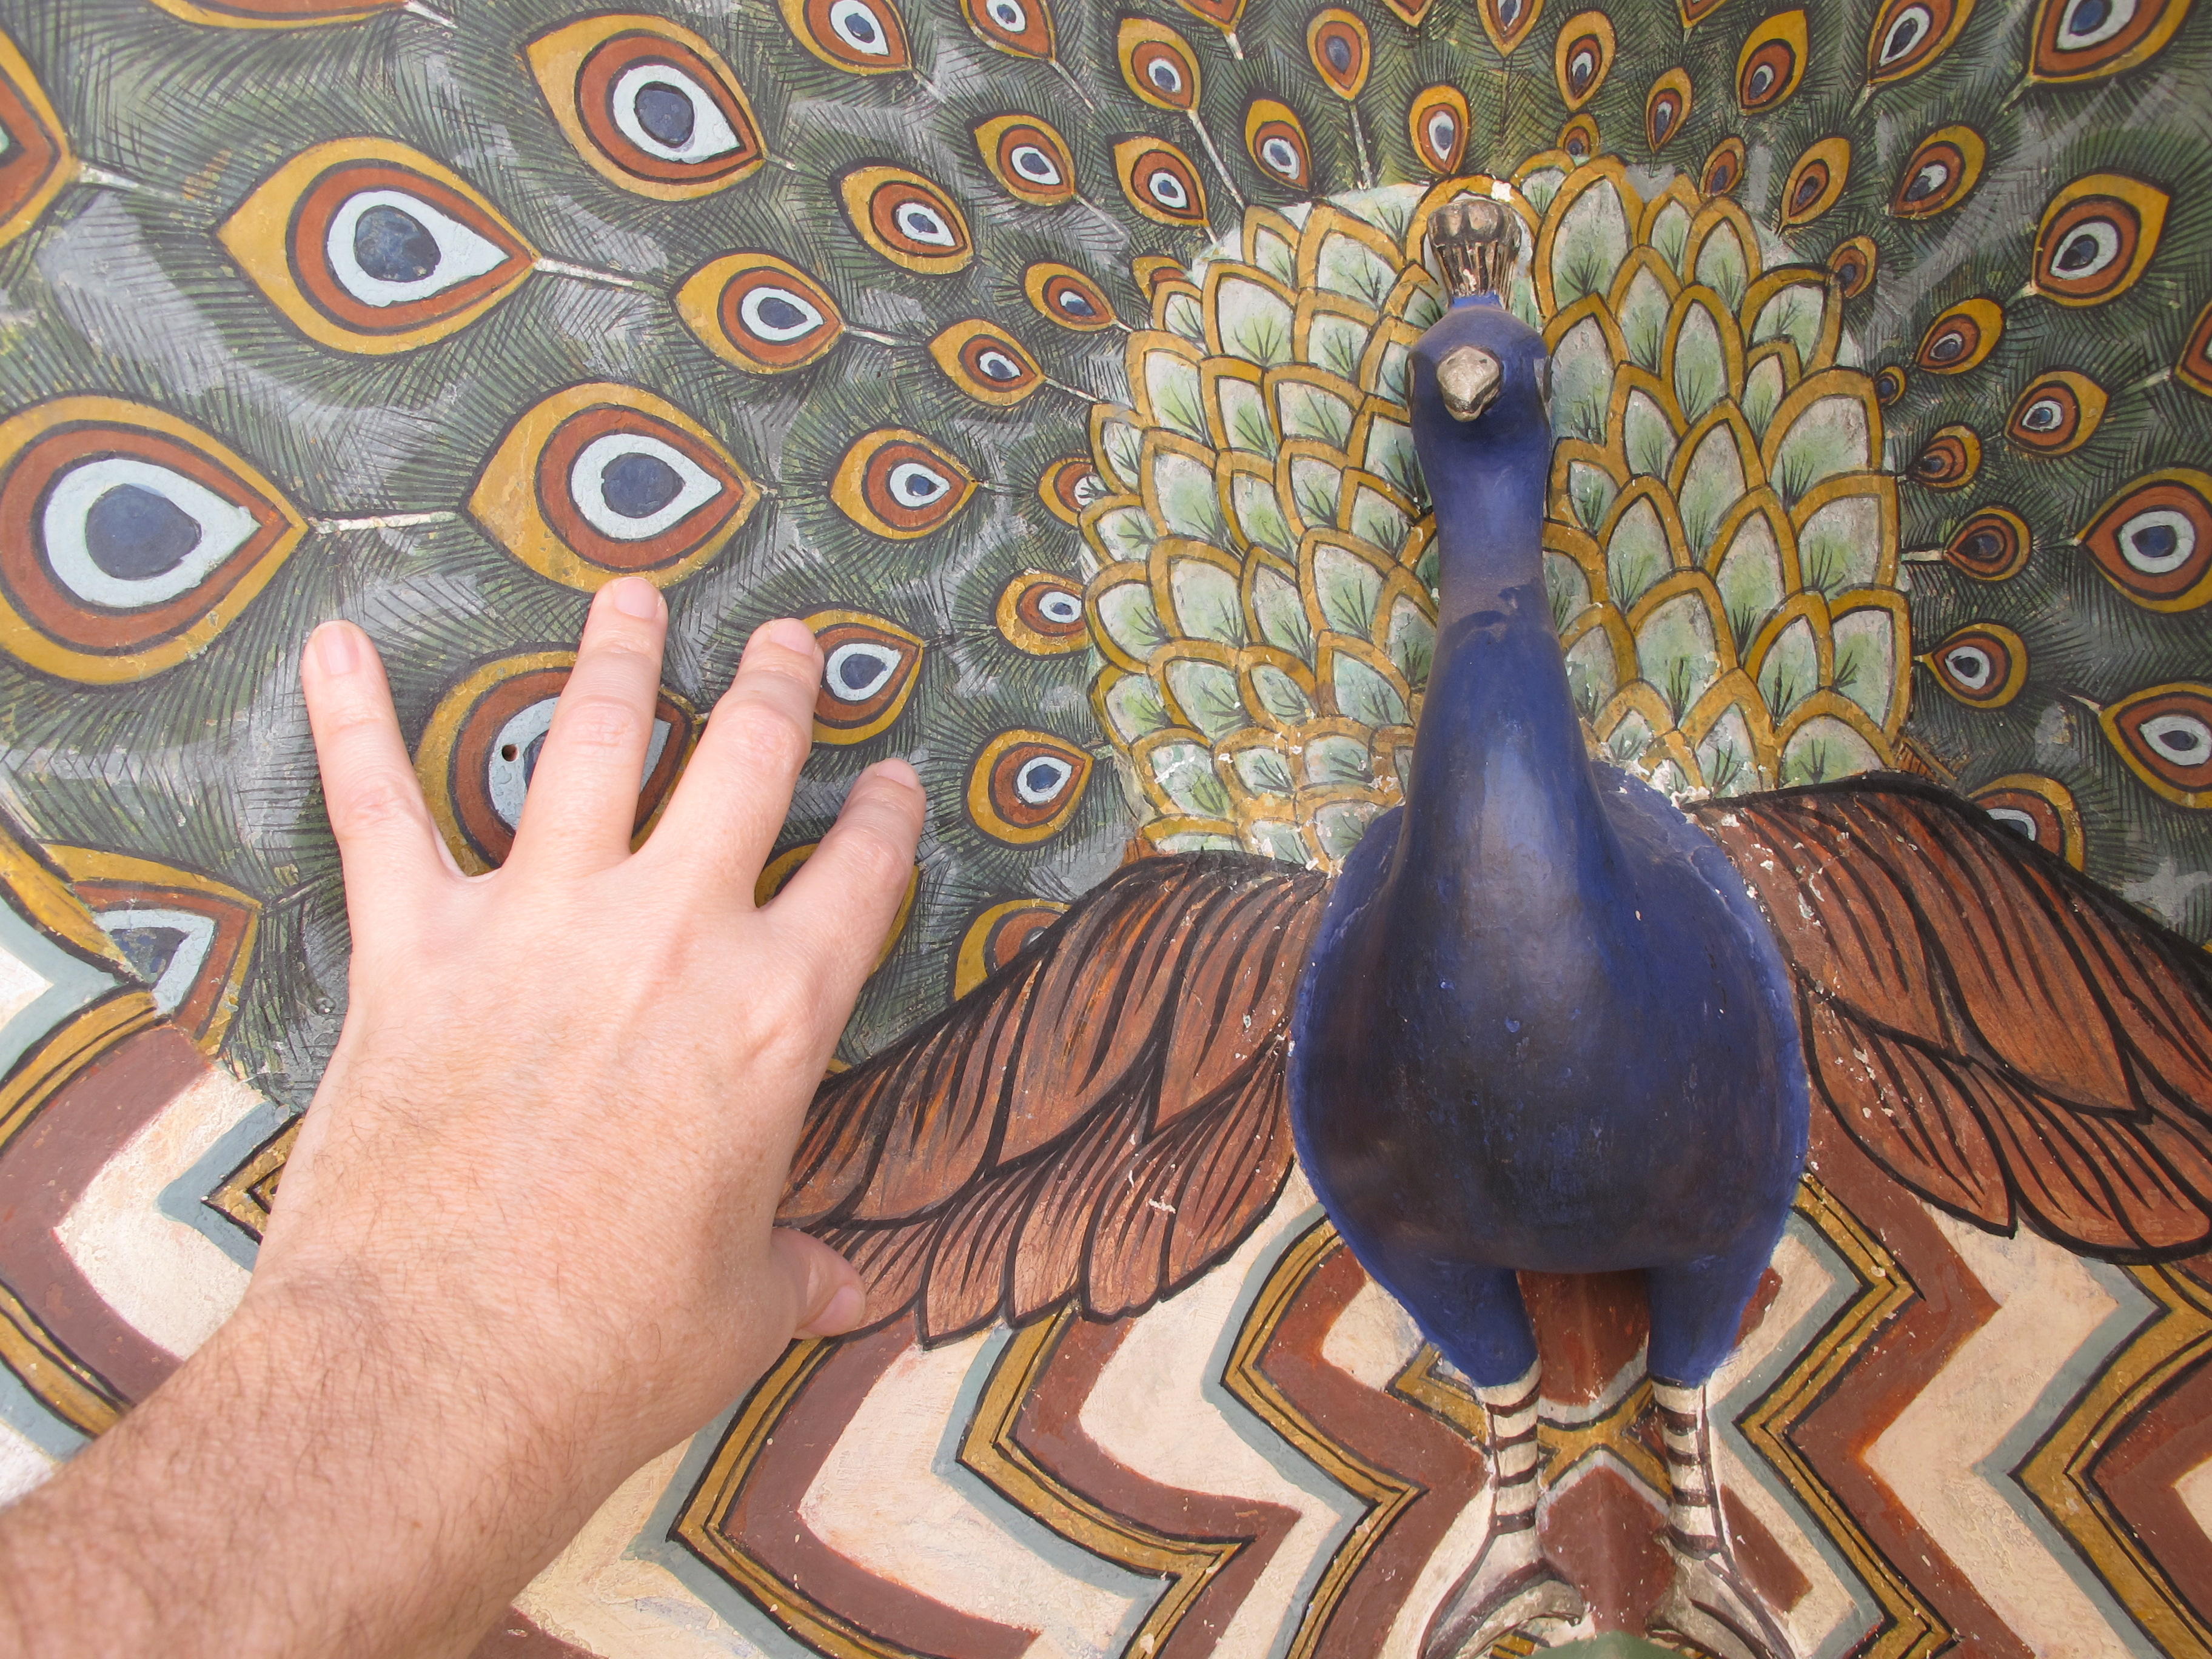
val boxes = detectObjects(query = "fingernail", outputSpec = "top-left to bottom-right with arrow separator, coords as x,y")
607,577 -> 662,621
759,617 -> 817,655
817,1284 -> 865,1335
309,622 -> 361,677
863,757 -> 922,793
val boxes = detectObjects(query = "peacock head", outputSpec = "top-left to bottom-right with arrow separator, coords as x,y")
1414,197 -> 1550,457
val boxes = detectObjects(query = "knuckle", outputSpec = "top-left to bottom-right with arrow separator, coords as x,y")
555,694 -> 643,756
714,698 -> 811,774
335,769 -> 425,836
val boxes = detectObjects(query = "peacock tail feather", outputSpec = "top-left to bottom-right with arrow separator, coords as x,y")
0,0 -> 2205,1116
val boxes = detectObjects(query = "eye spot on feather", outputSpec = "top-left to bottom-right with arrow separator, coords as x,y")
1477,0 -> 1541,55
1558,115 -> 1599,160
675,252 -> 844,374
1889,126 -> 1985,218
0,398 -> 306,683
2082,471 -> 2212,610
472,383 -> 757,592
1701,136 -> 1746,197
1923,623 -> 2026,707
2033,0 -> 2188,81
780,0 -> 912,72
805,611 -> 925,742
970,731 -> 1092,842
1644,69 -> 1692,150
1971,774 -> 2085,866
962,0 -> 1054,59
1827,234 -> 1879,298
1119,19 -> 1202,112
526,18 -> 765,199
2103,684 -> 2212,805
972,113 -> 1076,206
833,429 -> 978,538
2033,173 -> 2168,305
1914,298 -> 2002,374
1024,263 -> 1118,332
0,33 -> 70,253
2005,370 -> 2106,455
221,140 -> 535,354
1307,10 -> 1372,97
1410,84 -> 1471,173
1866,0 -> 1968,84
1780,137 -> 1849,229
1244,101 -> 1312,187
840,164 -> 973,273
1941,508 -> 2031,581
928,320 -> 1045,406
1736,11 -> 1808,112
1874,364 -> 1908,404
1553,13 -> 1615,109
1909,424 -> 1982,489
996,570 -> 1091,653
415,655 -> 696,871
955,899 -> 1070,996
1113,136 -> 1207,226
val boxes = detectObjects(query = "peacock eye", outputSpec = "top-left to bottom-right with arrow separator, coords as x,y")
784,0 -> 911,72
991,0 -> 1027,26
1644,69 -> 1691,152
1114,138 -> 1207,226
1881,6 -> 1931,60
2033,173 -> 2168,304
1023,263 -> 1116,332
834,429 -> 978,538
1910,424 -> 1982,488
1827,234 -> 1879,297
1120,20 -> 1203,112
0,33 -> 71,253
928,320 -> 1044,406
805,611 -> 925,742
2021,398 -> 2062,430
1781,137 -> 1849,229
996,569 -> 1090,652
1011,145 -> 1059,184
2140,712 -> 2212,767
2004,370 -> 2105,454
2103,685 -> 2212,803
0,397 -> 306,682
1553,13 -> 1615,108
471,383 -> 757,590
1702,137 -> 1746,196
969,729 -> 1091,842
2081,471 -> 2212,608
974,113 -> 1076,204
528,20 -> 764,198
1735,12 -> 1808,111
841,165 -> 974,272
416,656 -> 699,871
1034,457 -> 1103,526
677,252 -> 844,374
1913,298 -> 2002,373
221,140 -> 536,354
1244,101 -> 1311,187
1307,10 -> 1372,96
962,0 -> 1054,57
2058,0 -> 2137,47
1942,508 -> 2031,580
1867,0 -> 1964,81
1409,85 -> 1469,173
1925,623 -> 2026,706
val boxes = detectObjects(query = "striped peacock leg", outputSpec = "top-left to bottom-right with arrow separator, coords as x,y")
1647,1379 -> 1798,1659
1421,1361 -> 1585,1657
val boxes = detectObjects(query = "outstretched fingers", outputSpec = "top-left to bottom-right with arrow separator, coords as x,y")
299,622 -> 452,945
649,618 -> 826,893
769,759 -> 927,1004
508,578 -> 671,875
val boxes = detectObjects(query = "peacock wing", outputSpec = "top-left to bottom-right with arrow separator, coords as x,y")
778,851 -> 1327,1345
1692,777 -> 2212,1261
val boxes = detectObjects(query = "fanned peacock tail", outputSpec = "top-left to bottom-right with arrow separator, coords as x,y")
0,0 -> 2206,1115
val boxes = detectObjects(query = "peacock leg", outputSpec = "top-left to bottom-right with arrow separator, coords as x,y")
1646,1378 -> 1798,1659
1420,1359 -> 1586,1658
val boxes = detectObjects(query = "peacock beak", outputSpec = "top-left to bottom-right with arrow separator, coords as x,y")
1437,345 -> 1504,422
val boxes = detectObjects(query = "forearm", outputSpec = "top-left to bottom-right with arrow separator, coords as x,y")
0,1284 -> 603,1659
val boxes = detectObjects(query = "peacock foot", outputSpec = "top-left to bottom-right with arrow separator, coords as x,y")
1419,1530 -> 1587,1658
1647,1543 -> 1797,1659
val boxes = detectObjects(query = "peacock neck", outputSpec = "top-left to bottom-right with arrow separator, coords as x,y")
1391,297 -> 1617,923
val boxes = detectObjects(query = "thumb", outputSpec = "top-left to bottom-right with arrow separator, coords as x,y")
769,1228 -> 867,1339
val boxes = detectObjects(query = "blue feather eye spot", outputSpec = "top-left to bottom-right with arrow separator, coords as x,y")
2033,0 -> 2187,81
1866,0 -> 1964,82
2082,472 -> 2212,609
834,429 -> 979,538
1243,100 -> 1312,187
528,20 -> 765,199
1734,11 -> 1808,112
1924,623 -> 2026,706
678,253 -> 845,374
928,320 -> 1045,406
782,0 -> 912,72
974,114 -> 1077,204
968,729 -> 1093,842
1553,13 -> 1616,110
962,0 -> 1054,58
1880,5 -> 1930,61
1024,264 -> 1118,333
1306,10 -> 1372,97
416,655 -> 697,871
2140,712 -> 2212,767
2103,683 -> 2212,804
842,165 -> 974,272
1643,70 -> 1691,153
891,463 -> 948,504
806,611 -> 925,742
997,569 -> 1090,652
2033,175 -> 2167,304
0,399 -> 307,683
1942,508 -> 2031,580
2058,0 -> 2128,47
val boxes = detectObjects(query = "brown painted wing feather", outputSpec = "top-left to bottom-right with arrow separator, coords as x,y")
1691,777 -> 2212,1261
779,853 -> 1329,1344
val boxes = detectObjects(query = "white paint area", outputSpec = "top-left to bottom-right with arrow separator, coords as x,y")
0,942 -> 49,1033
55,1064 -> 259,1359
1080,1176 -> 1353,1659
0,1413 -> 58,1506
2174,1450 -> 2212,1543
518,1441 -> 772,1659
805,1329 -> 1140,1659
1709,1231 -> 1861,1658
1321,1274 -> 1423,1390
1866,1210 -> 2133,1658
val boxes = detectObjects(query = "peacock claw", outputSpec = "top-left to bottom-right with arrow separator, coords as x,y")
1648,1544 -> 1797,1659
1420,1549 -> 1587,1658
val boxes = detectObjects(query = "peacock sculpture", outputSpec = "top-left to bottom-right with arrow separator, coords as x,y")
2,0 -> 2212,1655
